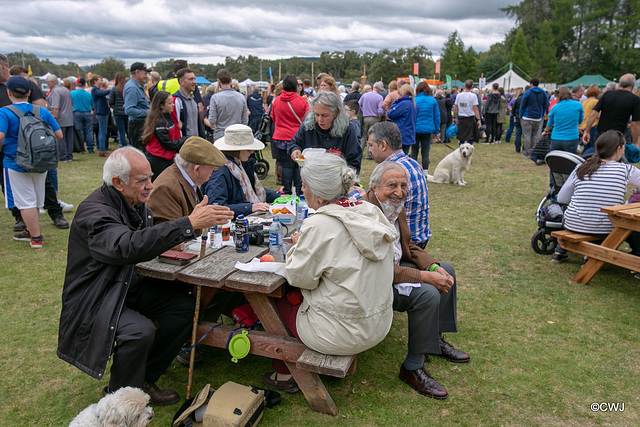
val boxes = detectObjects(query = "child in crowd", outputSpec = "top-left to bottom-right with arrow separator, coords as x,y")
344,100 -> 363,149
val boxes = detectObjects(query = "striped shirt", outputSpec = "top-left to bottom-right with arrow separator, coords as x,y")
385,150 -> 431,245
558,162 -> 640,234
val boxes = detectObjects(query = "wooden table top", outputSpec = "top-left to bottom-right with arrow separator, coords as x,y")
135,244 -> 285,295
601,202 -> 640,219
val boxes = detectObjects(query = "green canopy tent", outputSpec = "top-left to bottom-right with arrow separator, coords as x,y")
562,74 -> 612,89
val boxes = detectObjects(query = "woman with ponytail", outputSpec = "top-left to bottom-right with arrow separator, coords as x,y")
552,130 -> 640,264
262,150 -> 398,393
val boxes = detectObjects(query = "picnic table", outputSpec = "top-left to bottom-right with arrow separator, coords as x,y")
551,202 -> 640,284
135,244 -> 355,415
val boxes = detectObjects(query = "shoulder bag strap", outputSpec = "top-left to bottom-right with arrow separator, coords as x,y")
286,101 -> 302,124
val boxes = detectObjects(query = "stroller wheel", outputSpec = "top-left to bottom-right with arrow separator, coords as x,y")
531,229 -> 557,255
255,160 -> 270,180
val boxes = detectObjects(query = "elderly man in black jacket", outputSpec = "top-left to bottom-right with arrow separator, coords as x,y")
57,146 -> 233,405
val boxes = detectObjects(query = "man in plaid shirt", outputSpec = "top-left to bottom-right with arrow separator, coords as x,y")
367,122 -> 431,247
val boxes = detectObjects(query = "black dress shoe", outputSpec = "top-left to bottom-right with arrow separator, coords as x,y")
399,365 -> 448,399
53,216 -> 69,229
436,339 -> 470,363
143,382 -> 179,406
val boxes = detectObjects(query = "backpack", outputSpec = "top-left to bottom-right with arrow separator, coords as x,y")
5,105 -> 59,172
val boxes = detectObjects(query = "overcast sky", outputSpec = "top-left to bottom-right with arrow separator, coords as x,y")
1,0 -> 517,67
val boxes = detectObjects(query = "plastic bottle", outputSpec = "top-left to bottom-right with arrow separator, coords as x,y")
210,225 -> 223,249
269,216 -> 285,262
235,215 -> 249,252
296,195 -> 308,230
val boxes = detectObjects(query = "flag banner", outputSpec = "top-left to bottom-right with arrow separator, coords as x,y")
413,62 -> 419,75
435,61 -> 440,74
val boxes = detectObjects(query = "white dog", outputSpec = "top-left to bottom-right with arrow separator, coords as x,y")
69,387 -> 153,427
427,142 -> 475,186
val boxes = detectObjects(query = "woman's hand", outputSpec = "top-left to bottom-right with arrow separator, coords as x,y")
252,202 -> 270,212
290,150 -> 302,161
290,230 -> 300,245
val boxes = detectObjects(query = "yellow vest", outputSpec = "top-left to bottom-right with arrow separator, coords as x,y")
157,78 -> 179,94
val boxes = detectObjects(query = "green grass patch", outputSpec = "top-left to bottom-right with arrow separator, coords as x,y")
1,141 -> 638,425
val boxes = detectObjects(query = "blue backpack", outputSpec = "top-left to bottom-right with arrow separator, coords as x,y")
5,105 -> 59,172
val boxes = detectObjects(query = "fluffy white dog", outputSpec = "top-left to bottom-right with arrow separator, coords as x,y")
427,142 -> 475,186
69,387 -> 153,427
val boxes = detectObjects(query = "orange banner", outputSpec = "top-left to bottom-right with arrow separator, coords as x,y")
435,61 -> 440,74
413,62 -> 419,75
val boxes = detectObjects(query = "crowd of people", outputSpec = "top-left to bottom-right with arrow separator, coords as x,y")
4,51 -> 640,414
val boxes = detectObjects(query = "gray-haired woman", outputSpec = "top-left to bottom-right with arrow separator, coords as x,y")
263,150 -> 397,393
288,91 -> 363,173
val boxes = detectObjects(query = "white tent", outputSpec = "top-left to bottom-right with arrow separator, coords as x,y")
484,69 -> 529,91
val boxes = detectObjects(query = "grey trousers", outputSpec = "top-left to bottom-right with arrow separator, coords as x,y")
393,261 -> 458,355
361,116 -> 379,158
520,118 -> 543,156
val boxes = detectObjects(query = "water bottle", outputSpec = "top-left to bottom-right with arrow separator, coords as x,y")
235,215 -> 249,252
210,226 -> 223,249
269,216 -> 285,262
296,195 -> 308,230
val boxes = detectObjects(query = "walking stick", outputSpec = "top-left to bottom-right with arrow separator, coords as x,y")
187,230 -> 207,399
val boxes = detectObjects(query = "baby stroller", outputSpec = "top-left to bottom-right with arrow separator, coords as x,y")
252,113 -> 273,180
530,150 -> 585,254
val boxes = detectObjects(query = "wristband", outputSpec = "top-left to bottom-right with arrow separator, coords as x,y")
429,263 -> 439,272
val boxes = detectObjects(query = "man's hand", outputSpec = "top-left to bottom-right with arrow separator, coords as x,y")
420,267 -> 454,293
582,131 -> 590,145
188,196 -> 234,229
290,150 -> 302,161
252,202 -> 270,212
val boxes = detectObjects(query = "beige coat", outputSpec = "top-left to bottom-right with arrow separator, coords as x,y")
285,202 -> 398,355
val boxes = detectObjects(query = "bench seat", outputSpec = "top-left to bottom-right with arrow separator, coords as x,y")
296,349 -> 357,378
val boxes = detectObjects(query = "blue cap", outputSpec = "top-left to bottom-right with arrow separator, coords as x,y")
6,76 -> 30,96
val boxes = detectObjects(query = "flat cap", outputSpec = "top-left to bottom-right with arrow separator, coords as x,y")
179,136 -> 226,167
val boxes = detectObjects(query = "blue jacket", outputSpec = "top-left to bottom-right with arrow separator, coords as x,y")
91,87 -> 111,116
202,156 -> 278,217
388,95 -> 417,146
288,122 -> 362,173
519,86 -> 549,120
415,93 -> 440,134
123,78 -> 150,121
247,92 -> 265,118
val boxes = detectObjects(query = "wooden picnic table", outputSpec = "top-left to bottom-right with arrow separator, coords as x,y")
135,244 -> 353,415
552,202 -> 640,284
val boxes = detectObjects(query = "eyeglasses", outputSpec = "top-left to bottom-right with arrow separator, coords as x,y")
297,83 -> 304,86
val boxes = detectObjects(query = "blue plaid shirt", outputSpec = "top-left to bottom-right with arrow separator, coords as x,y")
385,150 -> 431,245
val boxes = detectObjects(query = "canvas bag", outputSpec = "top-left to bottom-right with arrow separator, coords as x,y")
5,105 -> 59,172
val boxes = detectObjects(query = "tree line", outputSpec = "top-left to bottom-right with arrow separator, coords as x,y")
7,1 -> 637,86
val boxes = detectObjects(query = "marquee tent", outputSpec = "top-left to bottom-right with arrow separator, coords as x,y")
561,74 -> 612,89
484,69 -> 529,91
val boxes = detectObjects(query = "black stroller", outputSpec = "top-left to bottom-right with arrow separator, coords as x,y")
252,113 -> 273,180
530,150 -> 585,254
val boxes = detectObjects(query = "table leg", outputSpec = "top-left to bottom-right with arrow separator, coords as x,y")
571,227 -> 631,285
245,293 -> 339,416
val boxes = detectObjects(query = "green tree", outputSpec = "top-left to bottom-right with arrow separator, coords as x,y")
509,29 -> 533,75
440,31 -> 468,80
532,21 -> 558,81
93,56 -> 127,80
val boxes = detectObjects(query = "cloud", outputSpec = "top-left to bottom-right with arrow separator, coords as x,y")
0,0 -> 516,66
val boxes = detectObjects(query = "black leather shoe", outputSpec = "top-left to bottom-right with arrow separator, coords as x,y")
53,216 -> 69,229
436,339 -> 470,363
143,382 -> 179,406
399,365 -> 448,399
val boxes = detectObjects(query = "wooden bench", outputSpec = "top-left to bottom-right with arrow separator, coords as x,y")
296,349 -> 357,378
550,229 -> 640,284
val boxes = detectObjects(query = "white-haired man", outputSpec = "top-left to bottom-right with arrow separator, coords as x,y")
46,74 -> 74,161
57,146 -> 233,405
363,161 -> 468,399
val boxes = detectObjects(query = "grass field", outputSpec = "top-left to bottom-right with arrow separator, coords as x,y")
1,140 -> 638,426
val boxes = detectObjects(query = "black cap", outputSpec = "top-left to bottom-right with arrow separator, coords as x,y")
130,62 -> 151,73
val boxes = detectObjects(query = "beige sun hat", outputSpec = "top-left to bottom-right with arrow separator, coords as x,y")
214,124 -> 265,151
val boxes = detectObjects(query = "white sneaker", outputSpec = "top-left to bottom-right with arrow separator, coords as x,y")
39,208 -> 46,215
58,200 -> 74,212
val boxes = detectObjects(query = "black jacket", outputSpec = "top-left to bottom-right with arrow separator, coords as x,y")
57,185 -> 195,379
109,88 -> 126,117
288,122 -> 362,173
173,89 -> 205,138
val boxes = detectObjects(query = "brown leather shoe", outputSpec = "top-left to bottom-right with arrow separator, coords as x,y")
435,339 -> 470,363
143,382 -> 180,406
99,151 -> 110,157
262,372 -> 300,394
399,365 -> 448,399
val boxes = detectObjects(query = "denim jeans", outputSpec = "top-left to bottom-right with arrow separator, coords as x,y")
550,138 -> 579,154
505,116 -> 515,142
74,111 -> 94,152
514,121 -> 522,152
96,114 -> 109,152
114,114 -> 129,147
412,133 -> 432,170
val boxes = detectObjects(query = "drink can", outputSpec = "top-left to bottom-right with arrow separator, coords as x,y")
234,215 -> 249,252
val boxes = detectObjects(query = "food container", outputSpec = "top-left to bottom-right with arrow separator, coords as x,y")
270,203 -> 296,225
